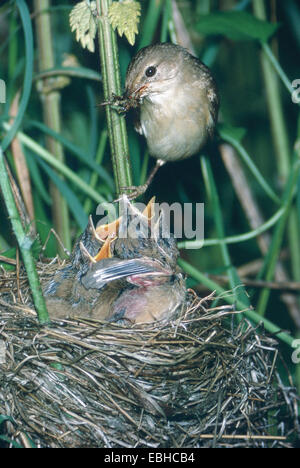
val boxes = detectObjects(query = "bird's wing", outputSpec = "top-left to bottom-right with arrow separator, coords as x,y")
81,258 -> 171,290
133,108 -> 143,135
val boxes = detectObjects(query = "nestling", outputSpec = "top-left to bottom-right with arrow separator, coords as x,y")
111,43 -> 219,194
43,197 -> 186,324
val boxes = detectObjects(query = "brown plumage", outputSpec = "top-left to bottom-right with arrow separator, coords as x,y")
124,43 -> 219,162
105,42 -> 219,198
43,197 -> 186,324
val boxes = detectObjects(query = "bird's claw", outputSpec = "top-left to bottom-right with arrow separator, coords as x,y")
114,184 -> 148,202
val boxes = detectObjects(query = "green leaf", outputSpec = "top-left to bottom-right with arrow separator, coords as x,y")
108,0 -> 141,46
34,66 -> 102,83
195,11 -> 279,43
297,176 -> 300,224
0,247 -> 16,271
37,159 -> 89,230
0,247 -> 16,259
218,123 -> 281,205
25,149 -> 52,206
2,0 -> 33,151
70,1 -> 97,53
28,120 -> 114,191
200,156 -> 250,308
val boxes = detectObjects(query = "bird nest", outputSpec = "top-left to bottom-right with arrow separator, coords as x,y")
0,262 -> 299,448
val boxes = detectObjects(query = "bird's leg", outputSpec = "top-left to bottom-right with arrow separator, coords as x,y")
118,159 -> 166,201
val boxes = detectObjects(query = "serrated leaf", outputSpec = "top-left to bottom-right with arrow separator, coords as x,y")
195,11 -> 279,43
70,1 -> 97,53
108,0 -> 141,46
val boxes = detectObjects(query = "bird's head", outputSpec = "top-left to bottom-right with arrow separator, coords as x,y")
124,43 -> 184,103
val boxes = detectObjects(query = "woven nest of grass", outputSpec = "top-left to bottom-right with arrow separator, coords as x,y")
0,262 -> 299,448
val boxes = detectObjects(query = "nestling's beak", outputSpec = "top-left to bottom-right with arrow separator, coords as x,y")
96,217 -> 120,242
94,238 -> 113,261
92,196 -> 156,262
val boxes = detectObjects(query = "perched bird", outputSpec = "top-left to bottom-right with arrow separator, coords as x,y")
108,43 -> 219,195
43,197 -> 186,324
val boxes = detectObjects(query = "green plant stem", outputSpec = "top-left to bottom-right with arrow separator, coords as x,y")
178,258 -> 295,348
253,0 -> 300,313
219,128 -> 280,204
200,156 -> 250,307
2,124 -> 107,204
253,0 -> 290,181
8,9 -> 18,89
96,0 -> 133,197
261,42 -> 295,96
83,129 -> 108,214
253,0 -> 291,180
34,66 -> 102,83
139,151 -> 149,186
34,0 -> 71,256
160,0 -> 172,43
2,0 -> 33,152
138,0 -> 164,49
178,204 -> 285,249
27,120 -> 114,190
257,157 -> 300,316
0,148 -> 50,324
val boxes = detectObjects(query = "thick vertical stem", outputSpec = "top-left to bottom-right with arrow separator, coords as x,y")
0,148 -> 50,324
34,0 -> 71,255
253,0 -> 290,180
96,0 -> 133,196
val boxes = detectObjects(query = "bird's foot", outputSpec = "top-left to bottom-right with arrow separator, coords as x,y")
115,160 -> 166,202
118,183 -> 149,201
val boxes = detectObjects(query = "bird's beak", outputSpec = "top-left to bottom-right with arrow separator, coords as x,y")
142,196 -> 156,221
94,238 -> 113,261
96,217 -> 120,241
93,218 -> 120,261
124,82 -> 150,103
92,196 -> 156,262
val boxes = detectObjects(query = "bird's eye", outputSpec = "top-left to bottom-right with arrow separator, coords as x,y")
145,66 -> 157,77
